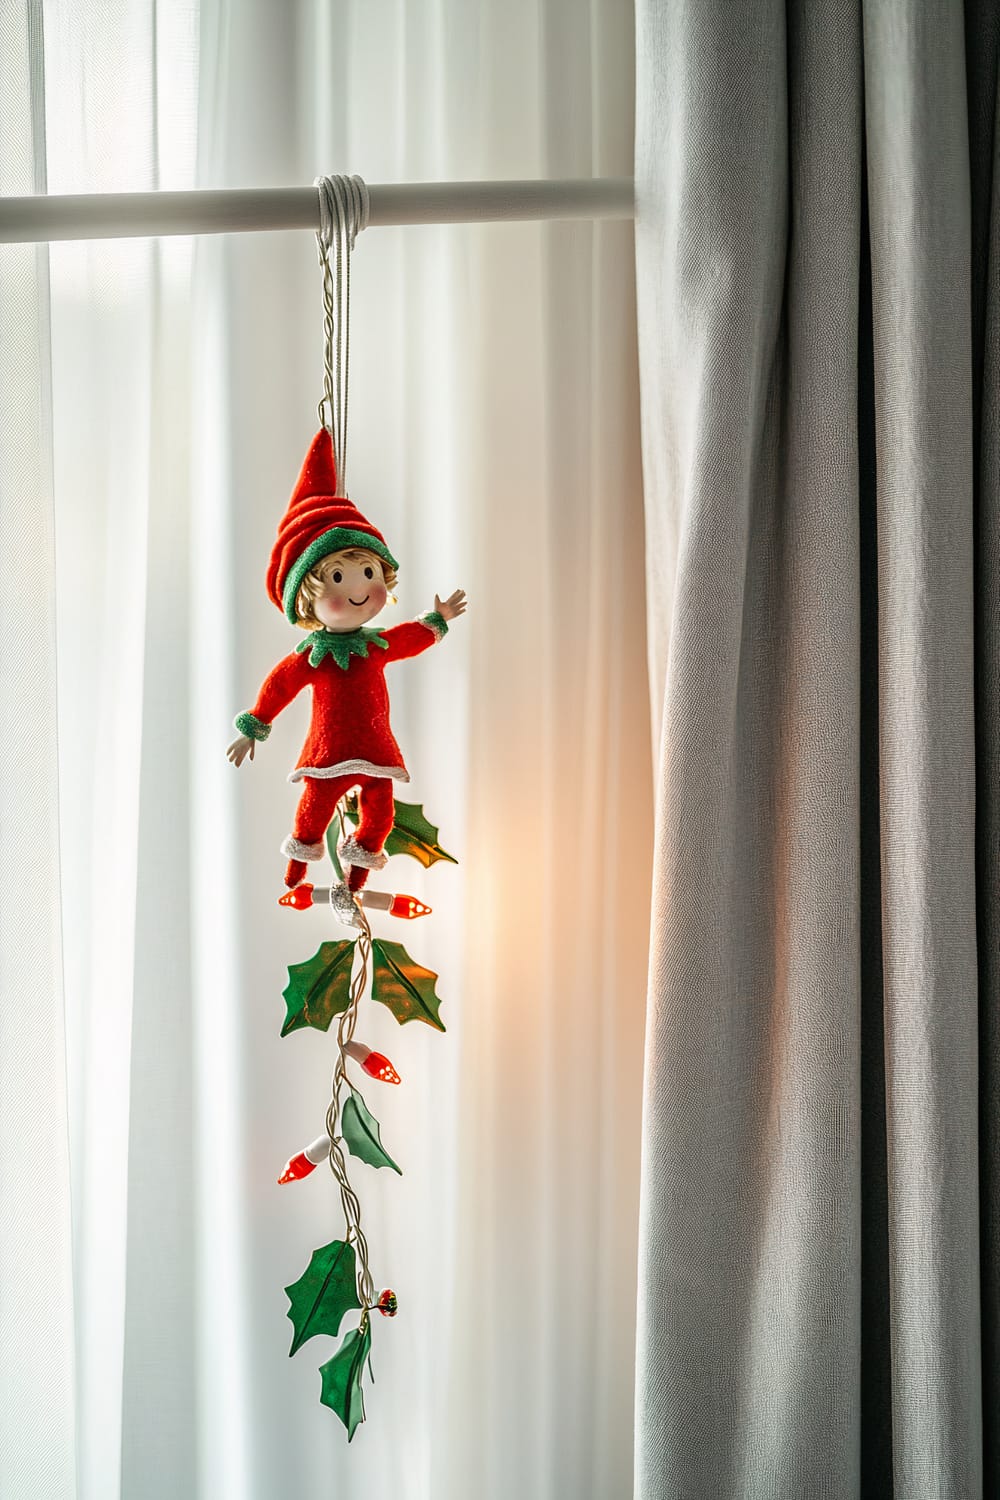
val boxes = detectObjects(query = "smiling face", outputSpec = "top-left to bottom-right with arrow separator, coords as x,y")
298,548 -> 391,632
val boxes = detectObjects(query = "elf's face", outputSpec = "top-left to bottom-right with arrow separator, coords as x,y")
313,551 -> 388,631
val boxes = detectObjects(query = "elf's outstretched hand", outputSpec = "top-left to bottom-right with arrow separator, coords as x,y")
227,734 -> 256,767
435,589 -> 467,622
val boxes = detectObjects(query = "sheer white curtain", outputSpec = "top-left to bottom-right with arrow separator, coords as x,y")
0,6 -> 75,1497
1,4 -> 648,1498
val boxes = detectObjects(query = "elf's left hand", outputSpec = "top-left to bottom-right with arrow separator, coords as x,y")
435,589 -> 467,622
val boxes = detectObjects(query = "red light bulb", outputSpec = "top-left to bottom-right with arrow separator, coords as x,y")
278,884 -> 314,910
389,894 -> 432,920
344,1040 -> 402,1085
363,1050 -> 401,1085
278,1133 -> 331,1184
278,1151 -> 317,1184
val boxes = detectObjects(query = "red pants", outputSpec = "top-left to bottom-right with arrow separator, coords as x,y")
292,773 -> 395,857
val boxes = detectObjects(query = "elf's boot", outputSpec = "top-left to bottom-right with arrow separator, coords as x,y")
285,859 -> 308,887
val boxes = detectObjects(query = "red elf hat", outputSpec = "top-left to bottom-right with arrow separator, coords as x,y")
266,428 -> 399,623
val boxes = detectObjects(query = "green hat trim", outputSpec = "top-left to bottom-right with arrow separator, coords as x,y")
282,526 -> 400,623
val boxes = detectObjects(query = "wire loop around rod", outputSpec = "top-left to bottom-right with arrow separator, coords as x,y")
314,174 -> 370,497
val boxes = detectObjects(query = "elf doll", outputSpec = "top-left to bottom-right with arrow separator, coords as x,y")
227,429 -> 465,894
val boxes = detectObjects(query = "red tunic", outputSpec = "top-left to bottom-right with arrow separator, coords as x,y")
246,618 -> 441,783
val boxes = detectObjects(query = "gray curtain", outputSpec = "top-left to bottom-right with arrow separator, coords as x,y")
634,3 -> 998,1496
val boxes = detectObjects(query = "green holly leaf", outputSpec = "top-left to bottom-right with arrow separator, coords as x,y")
371,938 -> 446,1031
281,940 -> 356,1037
325,812 -> 347,880
319,1321 -> 372,1440
328,796 -> 457,870
384,800 -> 457,868
284,1239 -> 362,1356
341,1085 -> 402,1174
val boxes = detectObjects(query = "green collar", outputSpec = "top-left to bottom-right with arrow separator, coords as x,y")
295,627 -> 390,671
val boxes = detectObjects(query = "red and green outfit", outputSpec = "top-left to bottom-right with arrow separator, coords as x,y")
236,614 -> 447,883
234,428 -> 449,887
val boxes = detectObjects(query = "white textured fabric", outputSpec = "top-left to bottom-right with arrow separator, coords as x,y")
1,4 -> 647,1499
279,835 -> 326,863
337,834 -> 389,871
288,760 -> 409,782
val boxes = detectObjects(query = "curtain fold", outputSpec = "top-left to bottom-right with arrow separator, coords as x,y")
862,7 -> 982,1491
635,2 -> 997,1495
0,5 -> 76,1495
37,9 -> 201,1497
969,7 -> 1000,1493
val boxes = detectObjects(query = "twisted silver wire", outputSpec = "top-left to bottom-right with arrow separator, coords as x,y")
314,174 -> 370,497
324,899 -> 378,1312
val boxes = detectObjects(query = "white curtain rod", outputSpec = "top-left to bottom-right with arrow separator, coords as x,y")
0,177 -> 634,244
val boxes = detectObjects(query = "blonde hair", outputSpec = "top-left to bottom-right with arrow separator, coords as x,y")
294,547 -> 399,630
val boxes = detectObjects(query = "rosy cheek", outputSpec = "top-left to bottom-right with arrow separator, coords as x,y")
371,582 -> 387,607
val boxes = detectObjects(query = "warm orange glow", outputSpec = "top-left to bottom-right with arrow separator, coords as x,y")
389,893 -> 432,920
362,1050 -> 401,1085
278,1150 -> 317,1184
345,1039 -> 402,1084
278,883 -> 314,910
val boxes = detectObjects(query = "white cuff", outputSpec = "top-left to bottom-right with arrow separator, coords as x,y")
417,610 -> 448,642
337,833 -> 388,870
281,834 -> 326,862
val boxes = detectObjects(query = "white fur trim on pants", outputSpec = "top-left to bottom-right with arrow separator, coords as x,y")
288,759 -> 409,783
280,834 -> 326,862
337,833 -> 388,870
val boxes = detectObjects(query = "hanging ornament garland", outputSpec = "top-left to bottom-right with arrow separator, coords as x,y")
227,173 -> 466,1440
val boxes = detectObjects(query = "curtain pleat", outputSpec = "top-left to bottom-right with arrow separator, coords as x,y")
862,7 -> 981,1492
857,146 -> 895,1495
968,8 -> 1000,1498
33,8 -> 201,1497
635,2 -> 864,1492
0,4 -> 76,1495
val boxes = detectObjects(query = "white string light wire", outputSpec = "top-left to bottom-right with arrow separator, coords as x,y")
324,903 -> 378,1318
312,185 -> 380,1320
315,173 -> 370,497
